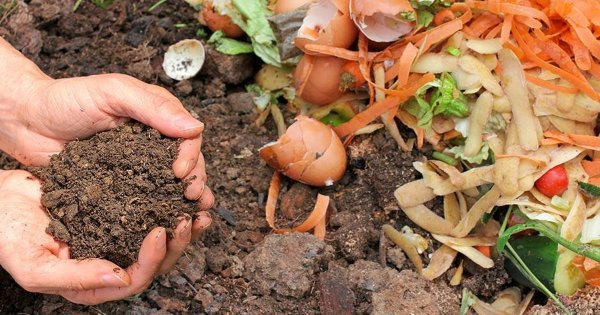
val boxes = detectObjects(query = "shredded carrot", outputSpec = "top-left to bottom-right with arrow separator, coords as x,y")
570,21 -> 600,61
396,43 -> 419,87
265,172 -> 330,238
562,31 -> 592,71
303,44 -> 379,61
443,129 -> 462,141
475,245 -> 492,258
434,9 -> 456,26
590,177 -> 600,188
334,73 -> 435,137
512,25 -> 600,100
468,11 -> 502,37
582,160 -> 600,178
358,33 -> 375,106
525,73 -> 578,94
500,14 -> 514,43
451,2 -> 473,25
484,23 -> 502,39
407,18 -> 463,49
503,41 -> 525,60
543,130 -> 600,150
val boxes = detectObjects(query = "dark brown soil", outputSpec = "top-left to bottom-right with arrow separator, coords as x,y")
33,123 -> 196,267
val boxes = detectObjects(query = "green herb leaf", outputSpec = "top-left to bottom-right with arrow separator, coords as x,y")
416,9 -> 434,28
459,288 -> 476,315
578,181 -> 600,198
432,151 -> 458,166
399,11 -> 416,22
208,30 -> 254,55
447,46 -> 461,56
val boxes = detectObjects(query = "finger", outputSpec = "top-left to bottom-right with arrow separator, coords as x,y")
94,74 -> 204,138
18,257 -> 130,293
157,218 -> 193,274
173,137 -> 202,179
192,211 -> 212,240
61,227 -> 167,305
197,186 -> 215,211
184,160 -> 208,201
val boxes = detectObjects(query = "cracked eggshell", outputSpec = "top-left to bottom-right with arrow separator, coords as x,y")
294,54 -> 346,105
162,39 -> 206,81
274,0 -> 315,14
350,0 -> 415,43
259,116 -> 347,187
295,0 -> 358,51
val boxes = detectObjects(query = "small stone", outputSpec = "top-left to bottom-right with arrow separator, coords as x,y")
194,288 -> 214,308
226,92 -> 256,114
175,80 -> 193,96
386,247 -> 407,270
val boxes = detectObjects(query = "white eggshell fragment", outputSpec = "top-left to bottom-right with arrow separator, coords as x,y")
162,39 -> 206,81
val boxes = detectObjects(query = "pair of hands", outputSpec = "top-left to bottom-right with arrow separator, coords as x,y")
0,39 -> 213,304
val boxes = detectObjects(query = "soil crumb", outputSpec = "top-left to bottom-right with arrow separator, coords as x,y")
34,123 -> 196,267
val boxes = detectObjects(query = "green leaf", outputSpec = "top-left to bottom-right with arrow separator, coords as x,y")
459,288 -> 476,315
498,221 -> 600,263
399,11 -> 416,22
320,113 -> 348,127
416,9 -> 434,28
445,142 -> 490,164
504,236 -> 558,290
208,31 -> 254,55
231,0 -> 282,67
578,181 -> 600,198
447,46 -> 461,56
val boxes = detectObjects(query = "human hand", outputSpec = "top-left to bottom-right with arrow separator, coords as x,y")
0,170 -> 211,305
0,38 -> 213,208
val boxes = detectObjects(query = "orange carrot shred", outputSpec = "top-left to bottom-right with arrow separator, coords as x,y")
484,23 -> 502,39
525,74 -> 578,94
582,160 -> 600,178
334,74 -> 435,137
475,246 -> 491,258
265,172 -> 330,237
500,14 -> 513,43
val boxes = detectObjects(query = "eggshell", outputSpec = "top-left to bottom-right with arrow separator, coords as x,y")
350,0 -> 415,43
295,0 -> 358,50
199,3 -> 244,38
162,39 -> 205,81
274,0 -> 315,14
294,55 -> 345,105
259,116 -> 347,186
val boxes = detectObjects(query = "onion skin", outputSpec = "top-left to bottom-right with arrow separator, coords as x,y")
274,0 -> 315,14
294,55 -> 345,105
259,116 -> 347,187
199,3 -> 244,38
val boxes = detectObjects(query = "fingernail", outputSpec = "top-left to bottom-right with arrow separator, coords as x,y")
155,228 -> 166,250
196,212 -> 212,229
176,217 -> 192,238
101,273 -> 129,287
174,116 -> 204,132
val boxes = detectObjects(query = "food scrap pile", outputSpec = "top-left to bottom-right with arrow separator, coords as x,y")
179,0 -> 600,313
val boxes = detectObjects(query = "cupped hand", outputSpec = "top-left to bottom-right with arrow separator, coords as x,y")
2,73 -> 214,208
0,170 -> 212,305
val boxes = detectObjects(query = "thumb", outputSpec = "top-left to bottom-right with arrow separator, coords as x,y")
91,74 -> 204,138
33,257 -> 131,292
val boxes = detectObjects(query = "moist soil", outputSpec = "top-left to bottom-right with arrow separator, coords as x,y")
0,0 -> 594,314
33,123 -> 196,268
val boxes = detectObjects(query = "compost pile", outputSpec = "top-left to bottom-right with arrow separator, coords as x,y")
34,123 -> 196,267
3,0 -> 600,314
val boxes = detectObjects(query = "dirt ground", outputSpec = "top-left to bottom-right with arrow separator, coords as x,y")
0,0 -> 593,314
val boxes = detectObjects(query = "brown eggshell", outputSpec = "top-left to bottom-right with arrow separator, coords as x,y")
295,0 -> 358,51
294,55 -> 345,106
259,116 -> 347,187
199,4 -> 245,38
274,0 -> 315,14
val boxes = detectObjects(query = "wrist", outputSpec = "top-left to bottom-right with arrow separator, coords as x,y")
0,37 -> 51,159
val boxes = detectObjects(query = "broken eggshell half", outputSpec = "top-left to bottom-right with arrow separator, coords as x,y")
350,0 -> 416,43
295,0 -> 358,51
259,116 -> 347,187
162,39 -> 206,81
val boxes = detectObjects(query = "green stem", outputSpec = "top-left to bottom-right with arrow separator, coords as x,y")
498,222 -> 600,262
148,0 -> 167,12
432,151 -> 459,166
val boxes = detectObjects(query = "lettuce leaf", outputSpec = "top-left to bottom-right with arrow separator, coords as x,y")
404,72 -> 469,127
210,0 -> 282,66
445,141 -> 490,164
207,31 -> 254,55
